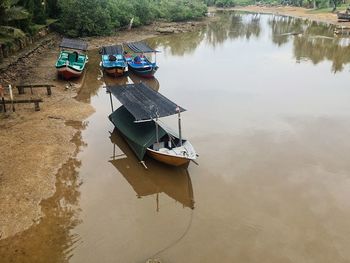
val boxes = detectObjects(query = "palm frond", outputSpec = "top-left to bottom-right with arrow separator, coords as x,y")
5,6 -> 29,21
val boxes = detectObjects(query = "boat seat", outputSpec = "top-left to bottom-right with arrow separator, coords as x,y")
153,142 -> 164,151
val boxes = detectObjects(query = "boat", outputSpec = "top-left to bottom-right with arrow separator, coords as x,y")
101,45 -> 127,77
124,41 -> 159,78
109,129 -> 195,210
107,82 -> 197,167
55,38 -> 88,80
337,11 -> 350,21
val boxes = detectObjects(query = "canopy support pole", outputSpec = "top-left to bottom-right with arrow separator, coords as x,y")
155,116 -> 159,143
177,106 -> 182,146
109,91 -> 114,113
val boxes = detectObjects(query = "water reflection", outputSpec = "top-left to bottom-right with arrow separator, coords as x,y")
109,130 -> 195,210
0,129 -> 85,263
128,72 -> 160,91
150,12 -> 350,73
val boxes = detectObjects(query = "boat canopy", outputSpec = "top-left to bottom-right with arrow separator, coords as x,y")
109,106 -> 167,160
126,41 -> 159,53
59,38 -> 88,51
102,45 -> 123,55
107,83 -> 186,122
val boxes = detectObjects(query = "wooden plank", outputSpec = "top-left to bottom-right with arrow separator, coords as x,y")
16,84 -> 55,96
2,98 -> 43,111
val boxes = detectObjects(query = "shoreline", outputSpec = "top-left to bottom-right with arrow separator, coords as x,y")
219,5 -> 350,26
0,18 -> 210,241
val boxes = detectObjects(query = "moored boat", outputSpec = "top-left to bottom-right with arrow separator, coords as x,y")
337,11 -> 350,21
55,38 -> 88,80
124,41 -> 159,78
101,45 -> 127,77
107,83 -> 197,167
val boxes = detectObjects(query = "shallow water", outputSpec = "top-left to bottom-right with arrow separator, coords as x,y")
2,12 -> 350,263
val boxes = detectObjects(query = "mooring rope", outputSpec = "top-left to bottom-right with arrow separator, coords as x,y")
145,208 -> 194,262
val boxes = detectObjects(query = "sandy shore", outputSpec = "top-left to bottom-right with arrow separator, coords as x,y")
0,20 -> 209,241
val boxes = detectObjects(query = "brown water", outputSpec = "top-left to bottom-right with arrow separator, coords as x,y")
2,12 -> 350,263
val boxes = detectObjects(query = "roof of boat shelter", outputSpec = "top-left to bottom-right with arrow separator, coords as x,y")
101,45 -> 123,55
59,38 -> 88,51
125,41 -> 159,53
107,83 -> 185,122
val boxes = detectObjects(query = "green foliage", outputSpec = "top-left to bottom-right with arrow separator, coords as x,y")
58,0 -> 112,37
215,0 -> 236,7
56,0 -> 207,37
1,0 -> 208,38
159,0 -> 208,21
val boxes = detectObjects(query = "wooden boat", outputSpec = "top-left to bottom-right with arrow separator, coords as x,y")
107,83 -> 197,167
101,45 -> 127,77
337,11 -> 350,21
109,129 -> 195,210
55,38 -> 88,80
124,41 -> 159,78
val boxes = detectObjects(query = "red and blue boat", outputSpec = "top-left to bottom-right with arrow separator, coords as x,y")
124,42 -> 159,78
101,45 -> 127,77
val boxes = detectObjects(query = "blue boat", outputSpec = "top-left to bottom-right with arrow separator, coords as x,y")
101,45 -> 127,77
124,42 -> 159,78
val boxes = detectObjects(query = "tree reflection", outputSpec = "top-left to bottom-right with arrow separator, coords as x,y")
151,12 -> 350,73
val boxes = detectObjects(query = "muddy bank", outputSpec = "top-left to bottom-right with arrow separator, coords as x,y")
0,34 -> 94,240
85,20 -> 210,50
0,18 -> 211,241
226,5 -> 350,26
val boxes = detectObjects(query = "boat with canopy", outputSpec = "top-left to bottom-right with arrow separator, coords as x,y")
101,45 -> 127,77
109,130 -> 195,210
55,38 -> 88,80
107,83 -> 197,167
124,41 -> 159,78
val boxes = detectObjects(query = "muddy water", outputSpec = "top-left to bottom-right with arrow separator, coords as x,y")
3,12 -> 350,262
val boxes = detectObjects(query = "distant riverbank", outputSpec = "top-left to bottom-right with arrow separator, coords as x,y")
212,5 -> 350,26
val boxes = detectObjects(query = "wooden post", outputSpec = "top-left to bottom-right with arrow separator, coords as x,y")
46,86 -> 52,96
0,84 -> 5,113
9,85 -> 15,112
34,101 -> 40,111
17,86 -> 25,94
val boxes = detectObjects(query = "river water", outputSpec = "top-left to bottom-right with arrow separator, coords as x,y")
3,12 -> 350,263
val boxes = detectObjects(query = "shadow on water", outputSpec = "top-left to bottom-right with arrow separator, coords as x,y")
0,124 -> 87,263
109,129 -> 195,211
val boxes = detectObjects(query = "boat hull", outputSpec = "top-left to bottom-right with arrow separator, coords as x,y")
56,66 -> 83,80
146,148 -> 191,167
104,67 -> 126,77
127,64 -> 158,78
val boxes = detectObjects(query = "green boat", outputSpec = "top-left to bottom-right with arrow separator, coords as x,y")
55,38 -> 88,80
107,83 -> 198,167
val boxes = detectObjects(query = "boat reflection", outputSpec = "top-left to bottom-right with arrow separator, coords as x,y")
109,129 -> 195,210
102,73 -> 130,87
128,72 -> 160,91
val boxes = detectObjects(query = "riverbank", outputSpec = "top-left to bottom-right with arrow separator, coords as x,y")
228,5 -> 350,26
0,19 -> 209,241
